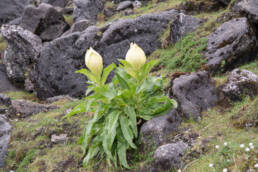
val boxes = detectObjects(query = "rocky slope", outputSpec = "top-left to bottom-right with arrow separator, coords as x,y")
0,0 -> 257,171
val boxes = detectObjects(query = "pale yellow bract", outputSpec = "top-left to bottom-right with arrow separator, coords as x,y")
125,43 -> 146,70
85,47 -> 103,78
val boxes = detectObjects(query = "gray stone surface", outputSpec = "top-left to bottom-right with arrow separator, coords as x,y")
153,141 -> 188,171
204,18 -> 257,74
62,19 -> 91,36
1,25 -> 42,84
0,115 -> 11,168
42,0 -> 69,7
116,1 -> 133,11
9,100 -> 59,118
0,94 -> 11,107
221,69 -> 258,100
45,95 -> 77,104
0,0 -> 29,26
0,64 -> 19,93
73,0 -> 104,24
21,3 -> 69,41
170,13 -> 202,43
234,0 -> 258,23
140,110 -> 181,147
171,71 -> 218,120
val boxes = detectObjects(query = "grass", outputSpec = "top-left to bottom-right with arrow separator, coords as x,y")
4,91 -> 36,101
0,35 -> 7,59
182,96 -> 258,172
63,15 -> 73,26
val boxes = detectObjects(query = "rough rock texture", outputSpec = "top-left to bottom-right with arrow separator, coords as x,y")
0,94 -> 11,107
140,110 -> 181,147
0,115 -> 11,168
21,3 -> 70,41
221,69 -> 258,100
1,25 -> 42,84
218,0 -> 231,5
9,100 -> 59,118
73,0 -> 104,24
0,0 -> 29,26
0,64 -> 19,93
171,71 -> 218,120
153,141 -> 188,171
234,0 -> 258,23
204,18 -> 257,74
30,26 -> 99,99
42,0 -> 69,7
62,19 -> 91,36
117,1 -> 133,11
45,95 -> 77,104
170,13 -> 202,43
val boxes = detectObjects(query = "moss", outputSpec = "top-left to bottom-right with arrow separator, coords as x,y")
0,35 -> 7,57
64,15 -> 73,26
4,91 -> 36,101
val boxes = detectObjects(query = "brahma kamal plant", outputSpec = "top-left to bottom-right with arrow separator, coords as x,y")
64,43 -> 177,169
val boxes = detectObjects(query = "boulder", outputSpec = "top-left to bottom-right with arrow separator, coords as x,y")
1,25 -> 42,84
73,0 -> 104,24
170,13 -> 202,44
234,0 -> 258,23
62,19 -> 91,36
140,110 -> 181,147
9,99 -> 59,118
0,94 -> 11,107
204,18 -> 257,74
30,26 -> 99,99
42,0 -> 69,7
0,64 -> 19,93
0,115 -> 11,168
0,0 -> 29,26
21,3 -> 70,41
116,1 -> 133,11
218,0 -> 231,5
153,141 -> 188,171
171,71 -> 218,120
45,95 -> 78,104
221,69 -> 258,100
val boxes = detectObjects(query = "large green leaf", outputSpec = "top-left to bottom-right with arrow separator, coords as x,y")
115,73 -> 129,90
124,106 -> 137,138
63,101 -> 86,118
101,63 -> 116,85
119,116 -> 136,149
102,111 -> 120,163
117,141 -> 130,169
76,68 -> 98,83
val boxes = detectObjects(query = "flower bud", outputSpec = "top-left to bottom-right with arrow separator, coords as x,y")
125,43 -> 146,70
85,47 -> 103,78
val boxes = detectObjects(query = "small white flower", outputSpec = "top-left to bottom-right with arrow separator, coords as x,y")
224,142 -> 228,146
250,145 -> 254,149
254,163 -> 258,168
209,163 -> 214,168
240,144 -> 245,148
223,168 -> 228,172
249,143 -> 253,146
245,147 -> 250,152
215,145 -> 220,149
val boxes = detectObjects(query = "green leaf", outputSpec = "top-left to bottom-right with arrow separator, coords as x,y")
101,63 -> 116,85
117,141 -> 130,169
119,116 -> 136,149
63,101 -> 86,119
115,73 -> 129,90
83,135 -> 101,166
76,68 -> 97,83
102,111 -> 120,163
124,106 -> 137,138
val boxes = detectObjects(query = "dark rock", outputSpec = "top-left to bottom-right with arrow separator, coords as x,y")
116,1 -> 133,11
204,18 -> 257,74
42,0 -> 69,7
234,0 -> 258,23
0,115 -> 11,168
170,13 -> 202,44
133,1 -> 142,8
1,25 -> 42,84
0,94 -> 11,107
221,69 -> 258,100
9,99 -> 59,118
30,26 -> 99,99
140,110 -> 181,147
8,17 -> 22,25
62,19 -> 91,36
21,3 -> 70,41
218,0 -> 231,5
73,0 -> 104,24
153,141 -> 188,171
0,64 -> 19,93
46,95 -> 78,104
171,71 -> 218,120
0,0 -> 29,26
